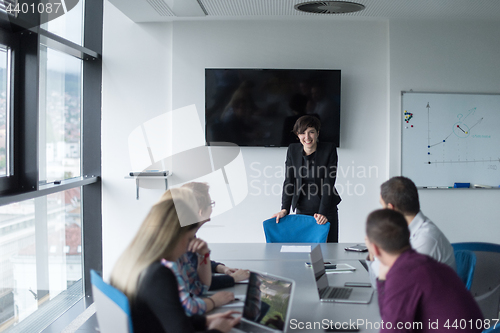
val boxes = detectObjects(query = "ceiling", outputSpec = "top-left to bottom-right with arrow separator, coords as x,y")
109,0 -> 500,22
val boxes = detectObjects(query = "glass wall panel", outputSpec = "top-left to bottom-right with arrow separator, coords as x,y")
42,0 -> 84,46
39,46 -> 82,183
0,188 -> 82,332
0,199 -> 36,330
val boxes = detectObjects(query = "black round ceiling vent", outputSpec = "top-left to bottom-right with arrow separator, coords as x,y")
294,1 -> 365,14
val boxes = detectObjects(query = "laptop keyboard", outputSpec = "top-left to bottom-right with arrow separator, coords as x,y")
233,320 -> 275,332
322,287 -> 353,299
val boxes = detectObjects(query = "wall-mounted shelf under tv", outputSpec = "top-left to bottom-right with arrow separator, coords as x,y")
125,171 -> 171,200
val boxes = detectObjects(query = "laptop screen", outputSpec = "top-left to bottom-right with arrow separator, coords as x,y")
242,272 -> 293,331
310,245 -> 329,294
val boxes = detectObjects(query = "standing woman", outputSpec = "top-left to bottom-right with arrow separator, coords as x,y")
110,188 -> 239,333
272,115 -> 341,242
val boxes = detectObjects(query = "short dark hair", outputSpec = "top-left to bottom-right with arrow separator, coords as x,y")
366,209 -> 410,254
293,115 -> 321,136
380,176 -> 420,215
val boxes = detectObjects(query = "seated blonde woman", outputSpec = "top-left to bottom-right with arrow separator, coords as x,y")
110,187 -> 240,333
161,182 -> 249,316
182,182 -> 249,293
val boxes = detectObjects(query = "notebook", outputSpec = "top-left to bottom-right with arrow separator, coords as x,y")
309,245 -> 373,304
232,271 -> 294,333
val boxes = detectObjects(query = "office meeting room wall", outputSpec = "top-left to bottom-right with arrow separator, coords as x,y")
170,19 -> 389,246
102,0 -> 500,278
102,3 -> 388,277
102,3 -> 173,277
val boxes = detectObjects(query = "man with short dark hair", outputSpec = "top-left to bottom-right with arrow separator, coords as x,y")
365,209 -> 483,333
368,177 -> 455,286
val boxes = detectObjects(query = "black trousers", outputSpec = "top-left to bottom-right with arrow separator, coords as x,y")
296,208 -> 339,243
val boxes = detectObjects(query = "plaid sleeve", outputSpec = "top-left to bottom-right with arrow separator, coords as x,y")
162,256 -> 208,316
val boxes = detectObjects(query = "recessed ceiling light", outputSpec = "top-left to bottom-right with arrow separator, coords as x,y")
295,1 -> 366,14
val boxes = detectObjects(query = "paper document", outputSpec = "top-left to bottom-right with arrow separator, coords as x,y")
326,270 -> 355,274
280,245 -> 312,253
221,301 -> 245,308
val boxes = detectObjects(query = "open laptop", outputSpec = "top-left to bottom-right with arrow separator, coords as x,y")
232,271 -> 294,333
309,245 -> 373,304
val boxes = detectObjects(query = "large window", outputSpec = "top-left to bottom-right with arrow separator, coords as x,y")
39,47 -> 82,183
43,0 -> 85,46
0,0 -> 102,332
0,189 -> 82,332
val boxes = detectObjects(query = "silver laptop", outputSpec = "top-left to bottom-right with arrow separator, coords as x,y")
233,271 -> 294,333
309,245 -> 373,304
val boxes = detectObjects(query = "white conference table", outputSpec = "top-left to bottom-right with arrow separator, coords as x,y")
209,243 -> 382,332
210,243 -> 370,262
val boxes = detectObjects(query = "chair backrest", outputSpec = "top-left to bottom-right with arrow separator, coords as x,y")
263,214 -> 330,243
90,270 -> 133,333
452,242 -> 500,253
483,325 -> 500,333
453,250 -> 476,290
451,243 -> 500,321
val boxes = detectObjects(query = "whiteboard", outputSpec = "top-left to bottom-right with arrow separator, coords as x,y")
401,92 -> 500,187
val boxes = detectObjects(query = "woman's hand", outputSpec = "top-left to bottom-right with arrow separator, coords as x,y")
187,237 -> 209,256
207,311 -> 240,333
272,209 -> 288,223
314,213 -> 328,225
210,291 -> 235,307
218,265 -> 237,275
229,269 -> 250,282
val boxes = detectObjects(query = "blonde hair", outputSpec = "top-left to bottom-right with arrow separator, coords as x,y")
110,188 -> 200,299
181,182 -> 211,211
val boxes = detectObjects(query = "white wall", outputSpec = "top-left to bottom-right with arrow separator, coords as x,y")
389,20 -> 500,242
170,20 -> 388,244
102,2 -> 172,277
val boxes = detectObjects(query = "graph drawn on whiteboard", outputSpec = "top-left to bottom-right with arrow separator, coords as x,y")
401,92 -> 500,187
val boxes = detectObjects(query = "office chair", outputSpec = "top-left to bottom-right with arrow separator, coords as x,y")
91,270 -> 134,333
453,249 -> 476,290
483,326 -> 500,333
263,214 -> 330,243
451,243 -> 500,321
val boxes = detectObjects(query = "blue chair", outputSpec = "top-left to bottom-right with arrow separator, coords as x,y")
91,270 -> 134,333
483,326 -> 500,333
452,243 -> 500,253
451,243 -> 500,321
453,250 -> 476,290
263,214 -> 330,243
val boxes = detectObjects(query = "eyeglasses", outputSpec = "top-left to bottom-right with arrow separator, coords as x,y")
210,201 -> 216,208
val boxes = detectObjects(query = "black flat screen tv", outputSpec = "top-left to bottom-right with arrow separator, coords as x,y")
205,68 -> 341,147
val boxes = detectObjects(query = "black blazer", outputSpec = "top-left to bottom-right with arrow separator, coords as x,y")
281,142 -> 341,216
